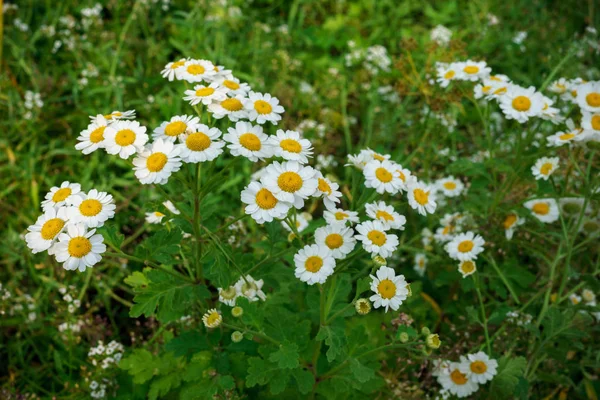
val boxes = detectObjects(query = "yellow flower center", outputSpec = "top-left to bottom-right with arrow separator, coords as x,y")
325,233 -> 343,249
559,133 -> 575,141
52,188 -> 72,202
458,240 -> 474,253
489,75 -> 501,81
443,181 -> 457,190
239,133 -> 262,151
512,96 -> 532,112
377,279 -> 396,299
375,210 -> 394,222
223,80 -> 240,90
186,132 -> 211,151
255,188 -> 278,209
280,139 -> 302,153
254,100 -> 273,115
397,170 -> 406,181
532,202 -> 550,215
413,189 -> 429,206
206,311 -> 220,325
335,211 -> 348,220
442,225 -> 452,235
195,87 -> 215,97
146,152 -> 168,172
187,64 -> 205,75
115,129 -> 136,146
79,199 -> 103,217
104,111 -> 122,120
540,162 -> 554,175
305,256 -> 324,273
170,60 -> 185,69
375,167 -> 393,183
367,230 -> 387,246
444,70 -> 455,79
450,369 -> 468,385
504,214 -> 517,229
482,85 -> 491,93
165,121 -> 187,137
221,98 -> 243,112
494,87 -> 507,95
41,218 -> 65,240
318,178 -> 332,195
277,172 -> 303,193
154,211 -> 165,217
463,65 -> 479,74
373,153 -> 386,161
90,126 -> 106,143
67,236 -> 92,258
470,361 -> 488,374
461,261 -> 476,274
586,92 -> 600,107
221,286 -> 237,300
591,115 -> 600,130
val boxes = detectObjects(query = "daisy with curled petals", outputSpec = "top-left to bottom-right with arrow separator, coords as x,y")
580,217 -> 600,237
223,121 -> 273,162
153,115 -> 200,142
323,208 -> 359,226
68,189 -> 116,228
133,139 -> 182,184
214,76 -> 251,96
41,181 -> 83,211
160,58 -> 187,81
177,125 -> 224,163
92,110 -> 136,124
435,176 -> 465,197
365,201 -> 406,230
458,260 -> 477,278
548,78 -> 569,95
218,286 -> 239,307
183,82 -> 228,106
260,161 -> 318,209
314,171 -> 342,210
269,129 -> 313,164
208,94 -> 249,122
314,224 -> 356,259
459,352 -> 498,384
437,362 -> 479,398
177,59 -> 216,83
457,60 -> 491,81
445,231 -> 485,261
524,198 -> 559,223
576,81 -> 600,113
294,244 -> 336,285
52,224 -> 106,272
531,156 -> 559,180
503,213 -> 524,240
25,207 -> 69,254
413,253 -> 427,277
582,110 -> 600,135
241,181 -> 292,224
145,211 -> 165,224
346,151 -> 372,170
436,63 -> 458,88
202,309 -> 222,328
103,120 -> 149,159
540,96 -> 564,124
75,115 -> 108,155
407,181 -> 437,216
363,159 -> 403,194
355,220 -> 399,258
499,85 -> 544,123
474,79 -> 509,100
234,275 -> 266,302
369,266 -> 409,312
244,92 -> 285,125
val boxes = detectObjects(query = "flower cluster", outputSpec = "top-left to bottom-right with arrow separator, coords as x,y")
87,340 -> 125,399
434,352 -> 498,398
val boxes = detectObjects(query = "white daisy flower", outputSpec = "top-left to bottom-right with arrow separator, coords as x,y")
314,172 -> 342,210
499,85 -> 544,123
569,293 -> 582,305
41,181 -> 84,211
540,96 -> 564,124
240,181 -> 292,224
582,289 -> 596,304
162,200 -> 180,215
369,266 -> 409,312
582,110 -> 600,134
580,217 -> 600,237
52,224 -> 106,272
437,362 -> 479,398
459,352 -> 498,384
413,253 -> 427,277
435,176 -> 465,197
133,139 -> 182,184
503,213 -> 525,240
546,119 -> 586,147
531,156 -> 559,180
365,201 -> 406,230
67,189 -> 116,228
145,211 -> 165,224
363,159 -> 403,194
103,120 -> 149,159
243,92 -> 285,125
458,260 -> 477,278
314,224 -> 356,259
576,81 -> 600,113
355,220 -> 399,258
294,244 -> 336,285
323,208 -> 360,226
445,231 -> 485,261
524,198 -> 559,223
183,82 -> 228,106
436,63 -> 459,88
75,115 -> 108,155
153,115 -> 200,142
407,181 -> 437,216
234,275 -> 266,302
218,286 -> 239,307
160,58 -> 187,81
214,76 -> 251,96
558,197 -> 592,218
210,65 -> 234,81
456,60 -> 491,81
474,79 -> 509,100
434,225 -> 456,243
207,94 -> 249,122
260,161 -> 318,209
202,308 -> 222,328
269,129 -> 313,164
25,207 -> 70,254
177,125 -> 224,163
223,121 -> 273,162
346,150 -> 373,170
547,78 -> 569,95
92,110 -> 136,123
177,59 -> 217,83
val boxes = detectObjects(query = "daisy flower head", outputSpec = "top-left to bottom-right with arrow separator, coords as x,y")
160,58 -> 187,81
244,92 -> 285,125
133,139 -> 182,184
456,60 -> 491,81
369,266 -> 409,312
437,362 -> 479,398
269,129 -> 313,164
576,81 -> 600,113
365,201 -> 406,230
413,253 -> 427,277
531,156 -> 559,180
103,120 -> 149,159
436,63 -> 459,88
435,176 -> 465,197
546,119 -> 585,147
202,308 -> 222,328
499,85 -> 544,123
434,224 -> 456,243
569,294 -> 582,305
240,181 -> 292,224
394,164 -> 417,193
323,208 -> 360,226
548,77 -> 569,95
580,217 -> 600,237
153,115 -> 200,143
210,65 -> 233,81
223,121 -> 273,162
260,161 -> 318,209
582,289 -> 596,304
207,94 -> 249,122
459,352 -> 498,384
145,211 -> 165,224
445,231 -> 485,261
213,76 -> 251,96
524,198 -> 559,223
314,171 -> 342,210
218,286 -> 239,307
25,207 -> 69,254
582,110 -> 600,134
177,125 -> 224,163
183,82 -> 228,106
41,181 -> 84,211
474,79 -> 509,100
458,260 -> 477,278
75,115 -> 108,155
407,181 -> 437,216
177,59 -> 217,83
363,159 -> 403,194
355,298 -> 372,315
95,110 -> 136,123
503,213 -> 525,240
234,275 -> 266,302
67,189 -> 116,228
52,224 -> 106,272
314,224 -> 356,259
294,244 -> 336,285
346,150 -> 373,170
558,197 -> 592,218
540,96 -> 564,124
355,220 -> 399,258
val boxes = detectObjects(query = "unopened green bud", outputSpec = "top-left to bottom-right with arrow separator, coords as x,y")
355,298 -> 372,315
372,255 -> 387,266
231,331 -> 244,343
399,332 -> 410,343
232,306 -> 243,318
421,327 -> 431,336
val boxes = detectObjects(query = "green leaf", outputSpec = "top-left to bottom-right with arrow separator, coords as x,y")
119,349 -> 157,384
123,271 -> 149,289
316,322 -> 347,362
165,331 -> 209,358
349,358 -> 376,383
102,224 -> 124,249
268,341 -> 300,369
292,368 -> 315,394
136,228 -> 183,265
218,375 -> 235,390
489,356 -> 527,399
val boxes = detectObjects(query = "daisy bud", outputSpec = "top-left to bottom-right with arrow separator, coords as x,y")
426,334 -> 441,349
231,331 -> 244,343
399,332 -> 410,343
372,255 -> 387,266
421,327 -> 431,336
232,306 -> 244,318
355,298 -> 372,315
202,309 -> 222,329
406,283 -> 413,297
